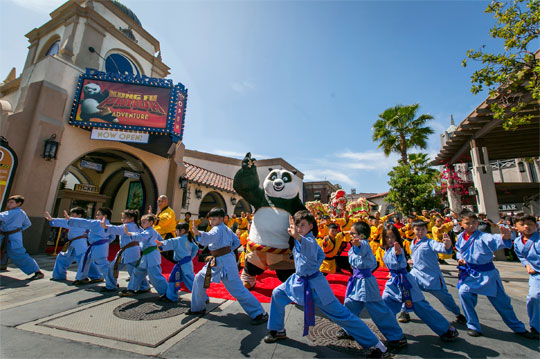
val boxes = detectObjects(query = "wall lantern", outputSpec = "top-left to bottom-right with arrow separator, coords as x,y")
42,134 -> 59,160
195,188 -> 203,199
518,162 -> 526,172
178,176 -> 188,189
468,186 -> 477,196
231,197 -> 237,206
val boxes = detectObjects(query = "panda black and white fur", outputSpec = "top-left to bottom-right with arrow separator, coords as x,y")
233,152 -> 306,285
80,82 -> 118,123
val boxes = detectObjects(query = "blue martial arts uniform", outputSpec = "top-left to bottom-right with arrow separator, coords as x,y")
382,246 -> 452,336
104,223 -> 149,291
0,208 -> 40,275
125,227 -> 168,295
514,231 -> 540,332
67,218 -> 115,281
191,223 -> 265,319
159,234 -> 199,300
268,232 -> 380,349
456,230 -> 526,333
50,218 -> 88,280
409,236 -> 462,316
343,240 -> 404,341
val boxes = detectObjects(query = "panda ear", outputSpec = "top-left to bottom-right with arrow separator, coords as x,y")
292,170 -> 297,175
268,168 -> 273,172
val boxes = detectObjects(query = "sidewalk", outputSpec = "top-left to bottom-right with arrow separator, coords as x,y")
1,255 -> 538,358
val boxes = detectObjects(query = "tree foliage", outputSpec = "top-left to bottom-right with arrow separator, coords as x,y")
385,153 -> 441,214
462,0 -> 540,130
372,104 -> 434,165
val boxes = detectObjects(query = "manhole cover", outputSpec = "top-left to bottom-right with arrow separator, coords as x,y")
307,316 -> 383,356
113,298 -> 190,321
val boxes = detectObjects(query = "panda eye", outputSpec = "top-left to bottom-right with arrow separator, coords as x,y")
282,173 -> 292,183
270,173 -> 277,181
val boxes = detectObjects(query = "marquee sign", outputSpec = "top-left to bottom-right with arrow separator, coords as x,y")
69,69 -> 187,142
0,138 -> 18,210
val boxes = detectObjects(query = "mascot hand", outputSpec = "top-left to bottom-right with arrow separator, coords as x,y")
242,152 -> 257,169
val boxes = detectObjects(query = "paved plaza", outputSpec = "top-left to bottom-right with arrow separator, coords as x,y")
0,255 -> 538,358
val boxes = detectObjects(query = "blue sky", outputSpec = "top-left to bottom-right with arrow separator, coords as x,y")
1,0 -> 501,193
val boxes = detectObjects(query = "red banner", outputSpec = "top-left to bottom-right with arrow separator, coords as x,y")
73,79 -> 171,129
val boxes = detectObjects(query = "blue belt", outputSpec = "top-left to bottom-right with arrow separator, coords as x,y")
345,268 -> 373,297
169,255 -> 192,288
389,268 -> 414,310
298,271 -> 321,336
457,262 -> 495,288
81,238 -> 109,270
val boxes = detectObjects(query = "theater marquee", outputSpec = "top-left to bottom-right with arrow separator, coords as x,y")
68,69 -> 187,142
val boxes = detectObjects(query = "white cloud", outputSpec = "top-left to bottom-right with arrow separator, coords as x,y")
230,81 -> 255,93
8,0 -> 64,13
303,169 -> 355,186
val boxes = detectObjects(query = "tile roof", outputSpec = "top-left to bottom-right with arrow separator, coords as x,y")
184,162 -> 235,193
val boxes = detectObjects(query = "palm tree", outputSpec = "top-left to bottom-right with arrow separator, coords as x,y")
372,104 -> 434,165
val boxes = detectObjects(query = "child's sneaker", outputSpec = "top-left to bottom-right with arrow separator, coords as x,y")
455,314 -> 467,324
386,336 -> 408,350
336,328 -> 353,340
118,289 -> 136,297
263,330 -> 287,343
515,330 -> 537,339
440,328 -> 459,342
366,348 -> 390,358
397,311 -> 410,323
466,329 -> 482,337
29,271 -> 44,280
250,312 -> 268,325
530,327 -> 539,339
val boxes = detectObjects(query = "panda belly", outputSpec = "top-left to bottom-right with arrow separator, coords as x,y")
81,98 -> 101,114
249,207 -> 291,249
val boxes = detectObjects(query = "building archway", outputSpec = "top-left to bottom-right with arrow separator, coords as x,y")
233,198 -> 251,216
198,191 -> 227,218
52,149 -> 157,223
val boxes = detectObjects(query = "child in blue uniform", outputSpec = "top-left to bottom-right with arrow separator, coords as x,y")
456,211 -> 533,338
381,223 -> 459,342
156,222 -> 199,302
0,195 -> 43,280
265,210 -> 389,358
408,220 -> 466,324
45,207 -> 88,281
65,207 -> 115,285
102,209 -> 150,293
190,207 -> 268,325
514,215 -> 540,338
337,221 -> 407,351
111,214 -> 169,298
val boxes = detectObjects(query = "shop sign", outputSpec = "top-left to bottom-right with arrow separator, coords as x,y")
0,138 -> 18,210
90,129 -> 149,144
81,159 -> 103,172
499,203 -> 522,211
124,170 -> 140,179
74,184 -> 98,193
69,69 -> 187,142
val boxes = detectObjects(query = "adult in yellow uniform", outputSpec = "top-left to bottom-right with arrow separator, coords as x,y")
236,212 -> 249,234
152,195 -> 177,263
316,223 -> 347,274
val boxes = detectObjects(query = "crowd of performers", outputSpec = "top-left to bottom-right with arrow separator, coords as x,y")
0,194 -> 539,358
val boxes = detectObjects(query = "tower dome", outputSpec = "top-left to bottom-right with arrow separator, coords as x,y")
109,0 -> 142,27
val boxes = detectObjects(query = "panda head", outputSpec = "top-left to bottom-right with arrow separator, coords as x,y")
263,168 -> 301,199
83,83 -> 101,97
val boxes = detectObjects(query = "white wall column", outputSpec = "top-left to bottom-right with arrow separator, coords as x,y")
470,140 -> 499,222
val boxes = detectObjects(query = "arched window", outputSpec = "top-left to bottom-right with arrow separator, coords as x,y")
45,40 -> 60,57
105,53 -> 140,76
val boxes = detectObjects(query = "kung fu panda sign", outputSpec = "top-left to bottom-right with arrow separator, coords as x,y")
69,69 -> 187,143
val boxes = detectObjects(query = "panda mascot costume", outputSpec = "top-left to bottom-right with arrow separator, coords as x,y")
233,153 -> 306,289
79,82 -> 118,123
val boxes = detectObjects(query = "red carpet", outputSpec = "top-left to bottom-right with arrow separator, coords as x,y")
102,244 -> 389,303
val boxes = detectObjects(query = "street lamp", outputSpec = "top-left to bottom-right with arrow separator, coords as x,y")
231,197 -> 237,206
195,189 -> 203,199
178,176 -> 188,189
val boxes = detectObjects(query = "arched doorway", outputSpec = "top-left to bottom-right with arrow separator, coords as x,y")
53,149 -> 157,223
198,191 -> 227,218
233,198 -> 251,216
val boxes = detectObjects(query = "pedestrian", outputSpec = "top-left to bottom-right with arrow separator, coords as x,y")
0,195 -> 43,280
381,222 -> 459,342
189,207 -> 268,326
45,207 -> 88,281
455,211 -> 533,338
264,210 -> 389,358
